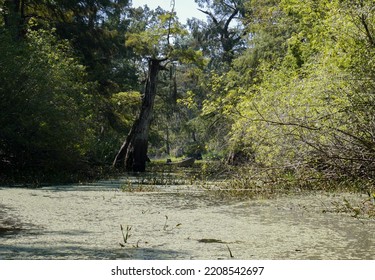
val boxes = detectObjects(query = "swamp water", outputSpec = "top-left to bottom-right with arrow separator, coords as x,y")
0,173 -> 374,260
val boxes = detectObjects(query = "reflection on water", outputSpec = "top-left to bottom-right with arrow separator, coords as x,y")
0,173 -> 374,260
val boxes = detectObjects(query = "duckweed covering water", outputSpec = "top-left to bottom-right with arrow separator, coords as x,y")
0,175 -> 374,260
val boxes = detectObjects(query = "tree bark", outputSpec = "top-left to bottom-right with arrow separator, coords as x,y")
113,58 -> 163,172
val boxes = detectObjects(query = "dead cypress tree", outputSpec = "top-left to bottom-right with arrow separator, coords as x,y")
113,58 -> 167,172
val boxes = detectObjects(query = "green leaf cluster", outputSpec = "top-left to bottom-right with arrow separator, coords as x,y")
0,27 -> 94,174
221,0 -> 375,179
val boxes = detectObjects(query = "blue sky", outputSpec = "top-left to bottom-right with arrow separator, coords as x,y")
132,0 -> 206,23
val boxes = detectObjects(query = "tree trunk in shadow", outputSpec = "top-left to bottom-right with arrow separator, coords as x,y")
113,58 -> 163,172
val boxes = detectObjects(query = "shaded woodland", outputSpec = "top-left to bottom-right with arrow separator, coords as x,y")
1,0 -> 375,189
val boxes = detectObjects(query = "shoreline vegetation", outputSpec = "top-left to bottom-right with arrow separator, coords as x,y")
1,159 -> 374,219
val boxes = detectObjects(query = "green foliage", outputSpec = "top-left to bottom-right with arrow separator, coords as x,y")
121,5 -> 208,161
2,0 -> 375,186
111,91 -> 141,124
189,0 -> 246,67
224,0 -> 375,181
84,90 -> 142,166
0,25 -> 94,175
125,6 -> 202,65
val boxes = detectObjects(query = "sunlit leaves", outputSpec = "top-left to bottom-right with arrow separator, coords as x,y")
125,7 -> 188,59
223,0 -> 375,178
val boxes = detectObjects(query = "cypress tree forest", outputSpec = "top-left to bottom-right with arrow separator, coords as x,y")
1,0 -> 375,192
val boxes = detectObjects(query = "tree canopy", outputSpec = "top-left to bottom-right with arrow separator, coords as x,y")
1,0 -> 375,185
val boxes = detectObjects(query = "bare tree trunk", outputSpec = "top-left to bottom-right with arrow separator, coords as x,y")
165,124 -> 170,155
113,58 -> 163,172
